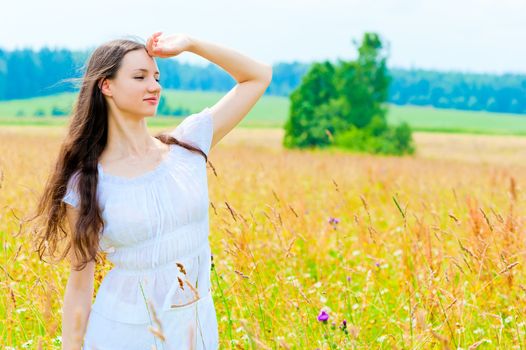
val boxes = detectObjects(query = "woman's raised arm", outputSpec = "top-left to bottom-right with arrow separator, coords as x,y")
146,32 -> 272,148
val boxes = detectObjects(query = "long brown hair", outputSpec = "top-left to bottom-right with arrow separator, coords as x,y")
30,39 -> 211,271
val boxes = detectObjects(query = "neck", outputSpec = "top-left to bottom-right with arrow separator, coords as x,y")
103,109 -> 159,159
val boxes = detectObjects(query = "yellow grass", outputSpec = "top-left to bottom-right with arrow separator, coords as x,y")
1,126 -> 525,349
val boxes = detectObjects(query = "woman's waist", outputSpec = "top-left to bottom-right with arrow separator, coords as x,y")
102,219 -> 209,255
108,241 -> 211,273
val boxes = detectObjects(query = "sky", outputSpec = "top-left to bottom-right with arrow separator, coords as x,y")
1,0 -> 525,75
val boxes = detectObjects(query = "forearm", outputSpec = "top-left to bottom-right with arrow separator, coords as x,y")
187,37 -> 272,84
61,280 -> 93,349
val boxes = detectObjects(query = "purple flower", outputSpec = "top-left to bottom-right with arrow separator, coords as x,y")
340,319 -> 348,334
328,217 -> 340,225
346,276 -> 351,282
375,261 -> 380,268
340,319 -> 347,330
317,310 -> 329,322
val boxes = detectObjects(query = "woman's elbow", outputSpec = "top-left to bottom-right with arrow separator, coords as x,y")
262,64 -> 273,84
67,260 -> 95,290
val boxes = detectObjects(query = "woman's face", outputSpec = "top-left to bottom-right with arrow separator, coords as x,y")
101,49 -> 162,118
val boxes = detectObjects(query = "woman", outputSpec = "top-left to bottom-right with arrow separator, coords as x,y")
33,32 -> 272,349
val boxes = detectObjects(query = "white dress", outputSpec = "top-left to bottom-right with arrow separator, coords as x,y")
62,107 -> 219,350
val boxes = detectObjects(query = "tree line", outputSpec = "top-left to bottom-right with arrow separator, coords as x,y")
0,47 -> 525,114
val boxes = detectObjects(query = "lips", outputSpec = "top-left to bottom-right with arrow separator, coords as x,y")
144,97 -> 158,105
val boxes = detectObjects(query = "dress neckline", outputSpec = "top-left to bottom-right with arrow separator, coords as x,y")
98,144 -> 176,185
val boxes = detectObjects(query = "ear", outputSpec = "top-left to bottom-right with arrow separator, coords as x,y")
99,78 -> 112,97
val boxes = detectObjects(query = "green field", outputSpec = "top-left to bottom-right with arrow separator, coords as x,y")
1,91 -> 525,135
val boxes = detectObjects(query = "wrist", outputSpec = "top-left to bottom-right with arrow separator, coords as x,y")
186,36 -> 200,53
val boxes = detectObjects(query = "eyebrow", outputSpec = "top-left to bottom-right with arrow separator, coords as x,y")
133,68 -> 160,75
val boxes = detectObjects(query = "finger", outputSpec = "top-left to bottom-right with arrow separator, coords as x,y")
147,32 -> 161,44
147,35 -> 155,49
149,33 -> 161,49
146,39 -> 156,56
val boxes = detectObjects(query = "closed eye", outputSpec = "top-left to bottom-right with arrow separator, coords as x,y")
135,77 -> 160,82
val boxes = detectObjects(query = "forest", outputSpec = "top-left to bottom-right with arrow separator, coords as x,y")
0,47 -> 525,114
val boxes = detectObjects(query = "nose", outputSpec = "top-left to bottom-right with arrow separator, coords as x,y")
148,79 -> 162,93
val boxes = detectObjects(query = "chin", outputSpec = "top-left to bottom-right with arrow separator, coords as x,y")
143,109 -> 158,117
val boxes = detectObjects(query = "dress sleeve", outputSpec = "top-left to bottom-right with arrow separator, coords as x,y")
62,170 -> 80,208
170,107 -> 214,157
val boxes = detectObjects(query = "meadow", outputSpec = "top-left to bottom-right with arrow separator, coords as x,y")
1,109 -> 526,348
1,91 -> 526,135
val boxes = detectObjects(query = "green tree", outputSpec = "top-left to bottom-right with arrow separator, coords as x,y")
335,32 -> 391,128
284,32 -> 414,155
283,61 -> 339,148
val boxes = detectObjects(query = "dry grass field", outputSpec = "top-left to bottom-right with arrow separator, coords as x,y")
1,126 -> 525,349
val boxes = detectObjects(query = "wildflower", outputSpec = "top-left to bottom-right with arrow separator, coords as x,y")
328,217 -> 340,229
377,335 -> 388,343
317,310 -> 329,322
52,336 -> 62,345
328,217 -> 339,224
21,340 -> 33,349
340,319 -> 348,334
